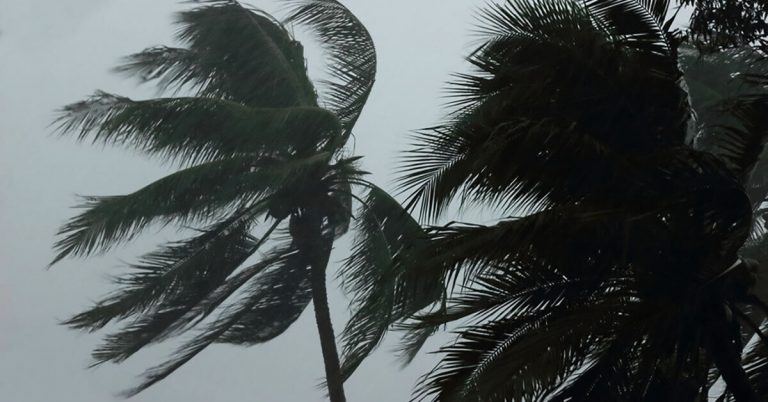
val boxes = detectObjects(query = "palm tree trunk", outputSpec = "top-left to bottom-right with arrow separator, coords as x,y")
294,211 -> 347,402
707,316 -> 759,402
310,249 -> 347,402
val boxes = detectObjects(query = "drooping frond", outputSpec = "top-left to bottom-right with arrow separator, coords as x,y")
710,93 -> 768,185
85,218 -> 267,365
413,291 -> 638,402
112,46 -> 212,93
585,0 -> 672,56
216,245 -> 313,344
338,185 -> 440,379
740,320 -> 768,400
54,92 -> 342,165
122,241 -> 312,396
117,1 -> 316,107
52,152 -> 330,264
400,0 -> 688,220
63,214 -> 273,333
284,0 -> 377,142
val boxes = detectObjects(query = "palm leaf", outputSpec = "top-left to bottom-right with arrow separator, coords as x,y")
711,90 -> 768,186
338,185 -> 440,379
85,218 -> 266,365
54,92 -> 341,165
284,0 -> 377,142
122,241 -> 313,396
51,152 -> 330,264
400,0 -> 688,221
125,0 -> 317,107
63,214 -> 275,333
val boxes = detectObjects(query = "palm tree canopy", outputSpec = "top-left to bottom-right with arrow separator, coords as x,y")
357,0 -> 768,401
51,0 -> 390,396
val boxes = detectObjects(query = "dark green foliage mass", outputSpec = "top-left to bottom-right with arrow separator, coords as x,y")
337,0 -> 768,401
52,1 -> 403,400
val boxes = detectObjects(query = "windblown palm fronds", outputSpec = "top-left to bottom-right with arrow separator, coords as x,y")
360,0 -> 768,401
52,1 -> 397,401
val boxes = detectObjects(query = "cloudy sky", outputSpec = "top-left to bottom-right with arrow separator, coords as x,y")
0,0 -> 486,401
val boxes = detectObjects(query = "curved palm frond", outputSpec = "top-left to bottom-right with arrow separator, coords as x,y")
54,92 -> 341,165
713,90 -> 768,187
337,185 -> 441,379
283,0 -> 377,143
51,152 -> 330,265
413,282 -> 641,402
120,243 -> 310,396
117,0 -> 316,107
85,219 -> 267,366
63,214 -> 277,333
400,0 -> 688,221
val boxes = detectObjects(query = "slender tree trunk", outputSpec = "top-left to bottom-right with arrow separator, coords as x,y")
294,211 -> 346,402
707,316 -> 759,402
310,249 -> 347,402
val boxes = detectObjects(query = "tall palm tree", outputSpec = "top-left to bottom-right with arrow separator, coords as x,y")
50,1 -> 387,400
344,0 -> 768,400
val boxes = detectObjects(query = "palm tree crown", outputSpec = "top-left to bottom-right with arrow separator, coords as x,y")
50,1 -> 392,399
354,0 -> 768,401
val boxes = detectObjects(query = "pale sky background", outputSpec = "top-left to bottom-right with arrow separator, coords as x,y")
0,1 -> 483,401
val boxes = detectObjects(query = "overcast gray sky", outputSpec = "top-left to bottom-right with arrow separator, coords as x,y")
0,1 -> 485,401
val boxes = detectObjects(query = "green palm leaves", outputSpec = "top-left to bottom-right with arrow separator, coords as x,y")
391,0 -> 768,401
52,1 -> 386,399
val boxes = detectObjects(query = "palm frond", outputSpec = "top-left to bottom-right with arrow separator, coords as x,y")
85,220 -> 265,366
711,91 -> 768,186
337,185 -> 444,378
54,92 -> 341,165
413,295 -> 633,402
63,214 -> 274,333
283,0 -> 377,142
118,1 -> 316,107
740,320 -> 768,400
51,152 -> 330,264
585,0 -> 672,56
400,0 -> 688,220
122,241 -> 312,396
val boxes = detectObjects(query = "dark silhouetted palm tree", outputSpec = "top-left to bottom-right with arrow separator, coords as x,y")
350,0 -> 768,401
50,1 -> 389,400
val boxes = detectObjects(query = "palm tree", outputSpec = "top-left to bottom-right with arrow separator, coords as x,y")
349,0 -> 768,400
50,1 -> 389,400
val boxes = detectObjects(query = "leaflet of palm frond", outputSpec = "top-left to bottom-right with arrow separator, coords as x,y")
416,263 -> 614,329
739,320 -> 768,400
545,342 -> 637,402
338,185 -> 440,379
63,213 -> 267,333
85,218 -> 262,366
54,92 -> 342,165
706,95 -> 768,190
585,0 -> 672,56
413,294 -> 636,402
406,205 -> 638,293
119,247 -> 308,397
117,1 -> 316,107
284,0 -> 377,141
400,117 -> 638,220
216,247 -> 313,344
51,152 -> 329,264
415,180 -> 748,297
